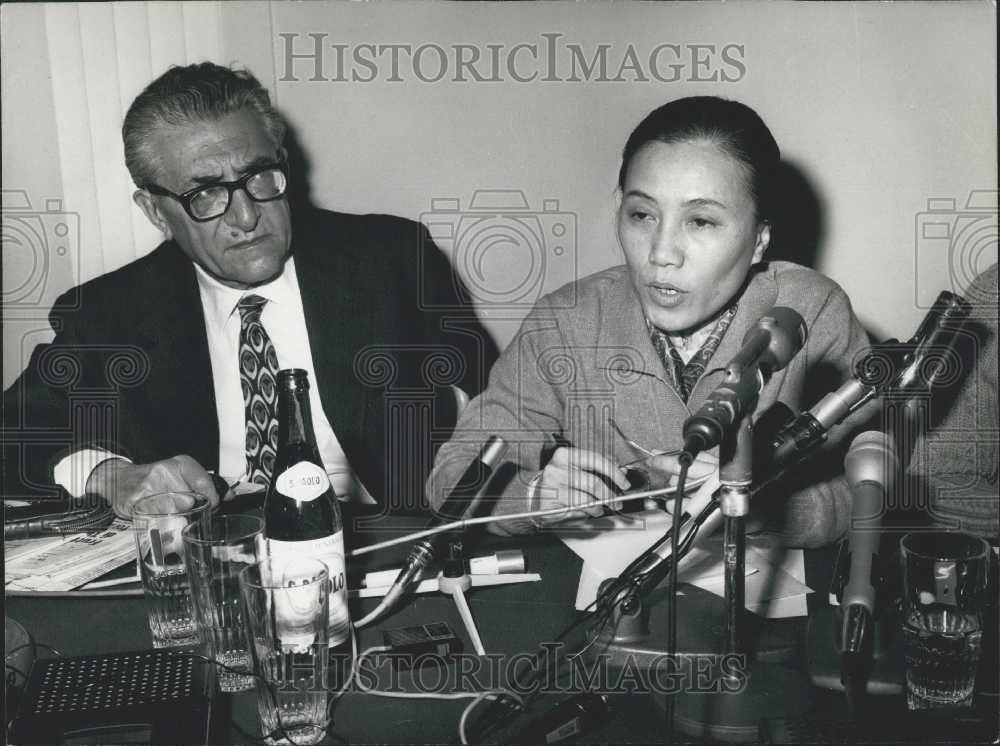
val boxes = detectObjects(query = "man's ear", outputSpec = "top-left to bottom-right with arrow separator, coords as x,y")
133,190 -> 173,240
752,221 -> 771,264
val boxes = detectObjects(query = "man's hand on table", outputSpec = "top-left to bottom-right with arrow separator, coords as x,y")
86,455 -> 221,519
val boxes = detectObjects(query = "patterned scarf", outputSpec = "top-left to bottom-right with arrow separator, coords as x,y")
646,304 -> 738,402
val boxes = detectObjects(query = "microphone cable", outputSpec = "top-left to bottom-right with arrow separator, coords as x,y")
4,502 -> 115,540
469,473 -> 713,744
467,577 -> 640,743
664,455 -> 691,736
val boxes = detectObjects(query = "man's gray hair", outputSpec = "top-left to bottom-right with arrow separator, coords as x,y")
123,62 -> 286,187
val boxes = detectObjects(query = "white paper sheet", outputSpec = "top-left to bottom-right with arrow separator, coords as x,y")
557,508 -> 811,618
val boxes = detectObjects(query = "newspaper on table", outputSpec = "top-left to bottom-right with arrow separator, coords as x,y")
5,518 -> 137,592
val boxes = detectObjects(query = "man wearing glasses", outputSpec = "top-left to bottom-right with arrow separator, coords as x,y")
4,63 -> 490,519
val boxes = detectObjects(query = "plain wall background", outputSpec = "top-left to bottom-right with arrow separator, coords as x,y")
3,1 -> 997,390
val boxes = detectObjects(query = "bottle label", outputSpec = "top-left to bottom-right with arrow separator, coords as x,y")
274,462 -> 330,502
267,532 -> 350,647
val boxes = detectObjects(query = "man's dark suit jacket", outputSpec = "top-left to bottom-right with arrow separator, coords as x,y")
2,208 -> 494,514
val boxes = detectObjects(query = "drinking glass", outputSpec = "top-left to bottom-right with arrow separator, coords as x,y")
240,556 -> 330,745
182,514 -> 264,692
900,531 -> 990,710
131,492 -> 212,648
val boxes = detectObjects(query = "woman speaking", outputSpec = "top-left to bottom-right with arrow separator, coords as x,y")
429,96 -> 871,548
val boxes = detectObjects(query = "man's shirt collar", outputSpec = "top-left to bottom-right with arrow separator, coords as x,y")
194,257 -> 299,330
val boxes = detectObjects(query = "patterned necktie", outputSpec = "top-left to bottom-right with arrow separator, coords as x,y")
237,295 -> 280,486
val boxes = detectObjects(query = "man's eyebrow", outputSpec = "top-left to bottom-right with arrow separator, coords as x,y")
241,154 -> 281,172
186,154 -> 281,187
188,172 -> 224,187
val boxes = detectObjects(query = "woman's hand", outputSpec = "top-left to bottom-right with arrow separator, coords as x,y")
529,446 -> 631,528
643,451 -> 720,518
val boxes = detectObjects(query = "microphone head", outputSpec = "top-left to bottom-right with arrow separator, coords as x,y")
894,291 -> 973,392
912,291 -> 972,343
745,307 -> 808,373
479,435 -> 508,469
844,430 -> 898,490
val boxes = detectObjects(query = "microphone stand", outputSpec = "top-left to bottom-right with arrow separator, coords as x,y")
585,411 -> 813,743
805,389 -> 928,705
437,536 -> 488,656
598,293 -> 972,638
671,412 -> 814,742
580,292 -> 972,741
806,287 -> 971,708
719,414 -> 753,666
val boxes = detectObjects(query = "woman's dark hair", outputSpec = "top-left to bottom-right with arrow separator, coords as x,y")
618,96 -> 780,221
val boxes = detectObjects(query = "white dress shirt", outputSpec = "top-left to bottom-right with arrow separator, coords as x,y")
54,257 -> 372,503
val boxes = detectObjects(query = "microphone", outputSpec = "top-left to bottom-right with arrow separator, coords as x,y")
682,307 -> 807,459
603,295 -> 964,616
839,431 -> 897,710
841,431 -> 897,622
767,291 -> 971,474
603,294 -> 966,620
891,290 -> 971,395
377,437 -> 508,612
510,692 -> 611,744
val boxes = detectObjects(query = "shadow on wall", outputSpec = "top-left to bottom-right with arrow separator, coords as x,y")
281,117 -> 499,366
283,120 -> 316,215
767,160 -> 891,345
768,160 -> 825,271
280,117 -> 501,444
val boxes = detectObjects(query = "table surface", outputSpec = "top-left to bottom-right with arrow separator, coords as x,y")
5,512 -> 997,744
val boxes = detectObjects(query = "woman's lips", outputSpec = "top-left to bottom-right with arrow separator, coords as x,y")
647,282 -> 686,307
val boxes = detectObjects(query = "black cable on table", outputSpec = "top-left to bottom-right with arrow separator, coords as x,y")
4,641 -> 63,659
664,456 -> 691,738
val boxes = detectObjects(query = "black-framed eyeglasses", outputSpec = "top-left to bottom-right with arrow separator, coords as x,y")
143,160 -> 289,222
